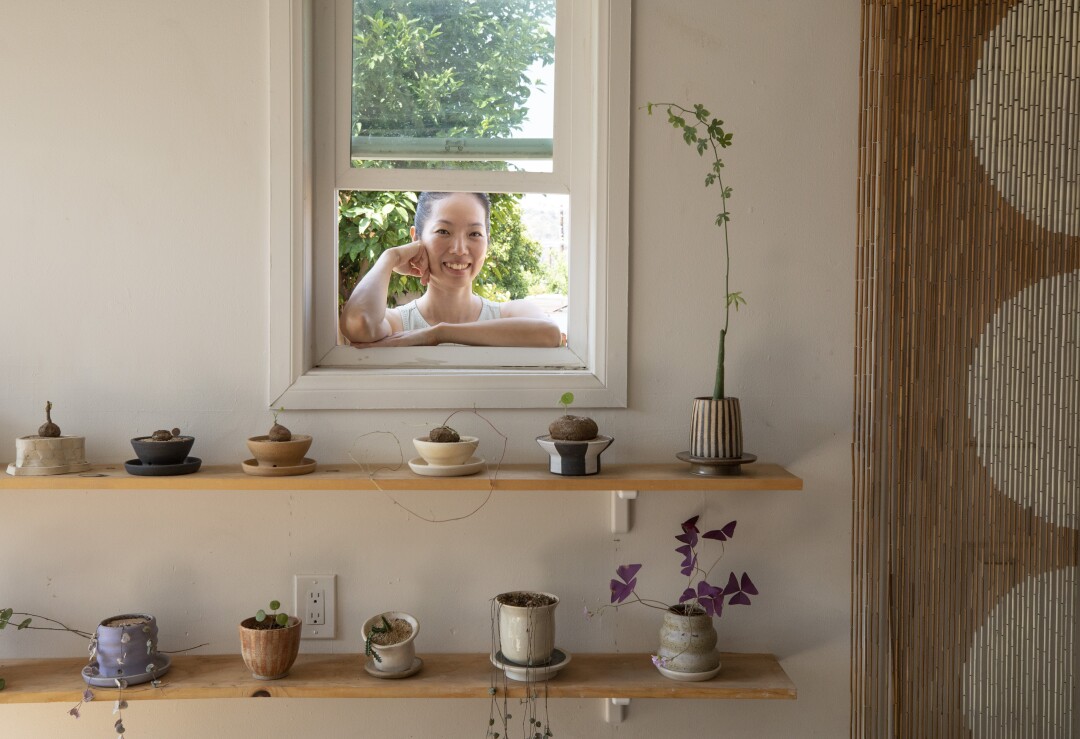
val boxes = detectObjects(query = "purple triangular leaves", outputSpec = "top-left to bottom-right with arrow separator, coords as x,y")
616,564 -> 642,582
680,515 -> 700,533
610,576 -> 637,604
728,592 -> 752,606
703,520 -> 737,541
678,588 -> 696,604
740,573 -> 758,595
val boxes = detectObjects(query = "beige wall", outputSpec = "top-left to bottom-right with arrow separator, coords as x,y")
0,0 -> 858,735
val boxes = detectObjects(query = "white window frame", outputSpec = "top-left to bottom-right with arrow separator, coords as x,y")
268,0 -> 629,409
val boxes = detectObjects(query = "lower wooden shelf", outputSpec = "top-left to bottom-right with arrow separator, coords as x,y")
0,652 -> 795,703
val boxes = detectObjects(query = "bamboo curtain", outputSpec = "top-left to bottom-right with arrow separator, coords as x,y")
853,1 -> 1079,736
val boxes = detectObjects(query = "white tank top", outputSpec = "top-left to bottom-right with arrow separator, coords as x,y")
397,297 -> 502,331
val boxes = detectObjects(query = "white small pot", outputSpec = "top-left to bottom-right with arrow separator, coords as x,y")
362,611 -> 418,673
495,592 -> 559,666
657,607 -> 720,674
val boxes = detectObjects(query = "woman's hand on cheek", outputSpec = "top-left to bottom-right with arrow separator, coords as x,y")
350,326 -> 438,348
391,240 -> 430,284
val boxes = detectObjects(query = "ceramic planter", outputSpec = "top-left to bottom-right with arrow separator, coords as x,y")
689,397 -> 743,459
362,611 -> 419,674
82,614 -> 171,687
245,435 -> 313,468
412,436 -> 479,466
7,435 -> 91,476
535,435 -> 613,476
656,607 -> 720,678
495,592 -> 559,666
130,436 -> 195,466
238,616 -> 302,680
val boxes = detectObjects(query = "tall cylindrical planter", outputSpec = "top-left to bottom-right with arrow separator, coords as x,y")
689,397 -> 743,459
495,592 -> 559,666
238,616 -> 302,680
656,607 -> 720,675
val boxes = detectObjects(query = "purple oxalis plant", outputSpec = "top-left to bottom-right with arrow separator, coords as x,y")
604,515 -> 757,618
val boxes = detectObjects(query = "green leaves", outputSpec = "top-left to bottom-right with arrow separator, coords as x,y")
727,292 -> 747,310
275,613 -> 289,627
559,392 -> 574,411
269,600 -> 281,611
255,610 -> 267,623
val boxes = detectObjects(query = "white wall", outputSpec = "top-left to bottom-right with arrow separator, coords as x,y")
0,1 -> 858,736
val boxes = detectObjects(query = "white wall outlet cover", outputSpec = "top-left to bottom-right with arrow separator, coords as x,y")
295,574 -> 336,639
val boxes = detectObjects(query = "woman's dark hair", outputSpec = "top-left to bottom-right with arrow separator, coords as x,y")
414,192 -> 491,238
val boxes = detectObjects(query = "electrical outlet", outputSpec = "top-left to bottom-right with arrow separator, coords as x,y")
295,574 -> 336,639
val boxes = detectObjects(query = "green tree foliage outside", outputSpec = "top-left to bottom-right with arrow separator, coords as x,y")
339,0 -> 559,307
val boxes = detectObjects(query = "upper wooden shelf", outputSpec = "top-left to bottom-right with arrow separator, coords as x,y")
0,652 -> 796,704
0,463 -> 802,492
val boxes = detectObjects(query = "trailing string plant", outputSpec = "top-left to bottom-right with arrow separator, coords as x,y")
589,515 -> 758,668
487,596 -> 554,739
0,608 -> 93,691
347,408 -> 508,523
647,102 -> 744,399
364,615 -> 392,663
2,609 -> 205,734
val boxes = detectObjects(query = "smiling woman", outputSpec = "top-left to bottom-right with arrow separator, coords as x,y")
339,192 -> 563,348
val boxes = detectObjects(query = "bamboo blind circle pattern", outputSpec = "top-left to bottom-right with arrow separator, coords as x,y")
854,1 -> 1080,737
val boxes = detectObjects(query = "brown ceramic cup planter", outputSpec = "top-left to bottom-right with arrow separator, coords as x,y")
242,435 -> 315,476
238,616 -> 303,680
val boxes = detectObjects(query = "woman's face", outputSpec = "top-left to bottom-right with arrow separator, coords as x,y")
414,193 -> 489,287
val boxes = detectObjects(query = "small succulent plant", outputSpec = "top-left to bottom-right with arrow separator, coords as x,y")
364,615 -> 393,663
37,401 -> 61,438
253,600 -> 291,630
150,428 -> 182,441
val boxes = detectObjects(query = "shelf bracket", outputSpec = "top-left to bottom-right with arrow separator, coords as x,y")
610,490 -> 638,534
604,697 -> 631,723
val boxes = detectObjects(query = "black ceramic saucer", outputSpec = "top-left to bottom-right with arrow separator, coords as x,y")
124,457 -> 202,476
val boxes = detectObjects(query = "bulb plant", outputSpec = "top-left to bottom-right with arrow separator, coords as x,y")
647,102 -> 745,400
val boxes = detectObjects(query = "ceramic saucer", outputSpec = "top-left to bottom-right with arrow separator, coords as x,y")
6,461 -> 93,476
124,458 -> 202,477
654,660 -> 722,682
490,648 -> 571,682
407,456 -> 485,477
241,457 -> 317,477
675,451 -> 757,477
364,656 -> 423,679
82,653 -> 172,687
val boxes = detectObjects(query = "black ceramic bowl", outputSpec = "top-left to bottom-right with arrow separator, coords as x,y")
130,436 -> 195,466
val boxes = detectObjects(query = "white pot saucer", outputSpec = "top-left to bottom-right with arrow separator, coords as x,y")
654,660 -> 722,682
241,457 -> 317,477
364,656 -> 423,679
490,648 -> 571,682
407,456 -> 485,477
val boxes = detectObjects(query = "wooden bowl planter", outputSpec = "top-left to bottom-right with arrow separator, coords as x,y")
242,435 -> 315,476
362,611 -> 420,677
82,614 -> 171,687
238,616 -> 302,680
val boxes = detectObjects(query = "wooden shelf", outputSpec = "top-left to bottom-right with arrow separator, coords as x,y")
0,463 -> 802,492
0,652 -> 796,703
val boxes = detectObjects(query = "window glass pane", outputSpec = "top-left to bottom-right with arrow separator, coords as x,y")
351,0 -> 556,173
338,191 -> 569,343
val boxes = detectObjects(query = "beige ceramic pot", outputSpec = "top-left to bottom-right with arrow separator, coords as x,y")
656,607 -> 720,675
246,435 -> 312,468
238,616 -> 302,680
495,591 -> 559,666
